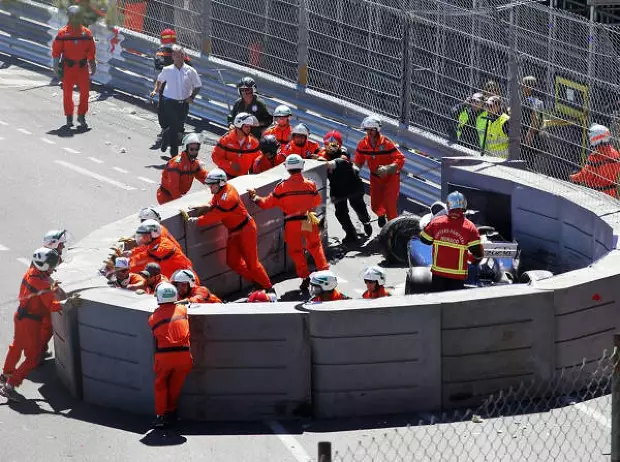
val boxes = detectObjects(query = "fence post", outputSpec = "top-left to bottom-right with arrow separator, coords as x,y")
612,333 -> 620,462
297,0 -> 309,87
202,0 -> 213,56
507,6 -> 522,162
400,13 -> 412,128
318,441 -> 332,462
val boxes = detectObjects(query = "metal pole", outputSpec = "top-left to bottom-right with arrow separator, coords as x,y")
202,0 -> 213,56
612,333 -> 620,462
297,0 -> 309,86
318,441 -> 332,462
400,13 -> 412,126
507,6 -> 522,162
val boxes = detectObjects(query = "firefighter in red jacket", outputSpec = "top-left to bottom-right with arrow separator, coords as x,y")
308,270 -> 350,302
280,124 -> 321,159
149,283 -> 193,428
157,133 -> 209,205
212,113 -> 261,178
170,269 -> 222,304
419,191 -> 483,292
253,135 -> 286,174
362,266 -> 391,299
354,116 -> 406,227
1,248 -> 63,401
52,5 -> 96,129
570,124 -> 620,198
248,155 -> 329,291
187,169 -> 273,291
263,105 -> 293,145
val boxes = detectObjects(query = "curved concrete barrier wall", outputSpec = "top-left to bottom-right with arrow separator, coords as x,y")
54,158 -> 620,420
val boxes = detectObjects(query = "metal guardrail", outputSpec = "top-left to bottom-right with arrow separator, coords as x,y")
0,0 -> 477,207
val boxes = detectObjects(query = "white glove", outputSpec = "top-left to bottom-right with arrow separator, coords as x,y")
187,217 -> 198,224
376,165 -> 388,177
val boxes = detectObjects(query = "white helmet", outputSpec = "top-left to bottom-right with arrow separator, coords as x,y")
32,247 -> 61,272
135,219 -> 162,239
361,116 -> 382,131
205,168 -> 227,187
310,270 -> 338,292
234,112 -> 259,129
363,266 -> 386,286
273,105 -> 292,117
183,132 -> 201,151
170,268 -> 197,288
284,154 -> 305,171
139,207 -> 161,223
155,282 -> 178,304
589,123 -> 611,147
43,229 -> 68,250
291,123 -> 310,137
114,257 -> 130,269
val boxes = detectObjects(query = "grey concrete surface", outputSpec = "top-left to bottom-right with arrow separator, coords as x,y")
0,57 -> 615,462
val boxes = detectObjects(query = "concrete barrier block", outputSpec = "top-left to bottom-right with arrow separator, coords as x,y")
179,303 -> 311,421
307,297 -> 441,418
77,288 -> 155,416
200,266 -> 241,299
240,232 -> 287,291
52,298 -> 81,399
440,286 -> 555,409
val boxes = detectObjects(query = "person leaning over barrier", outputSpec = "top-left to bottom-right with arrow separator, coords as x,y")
109,257 -> 146,291
149,283 -> 193,429
227,76 -> 273,139
362,266 -> 391,299
252,135 -> 286,174
170,269 -> 222,304
263,104 -> 293,145
140,262 -> 169,295
213,113 -> 262,179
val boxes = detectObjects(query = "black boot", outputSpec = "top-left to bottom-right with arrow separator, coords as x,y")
300,277 -> 310,291
363,222 -> 373,237
77,114 -> 87,128
377,216 -> 387,228
66,116 -> 74,128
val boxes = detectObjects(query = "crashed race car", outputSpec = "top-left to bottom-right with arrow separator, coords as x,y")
378,202 -> 553,294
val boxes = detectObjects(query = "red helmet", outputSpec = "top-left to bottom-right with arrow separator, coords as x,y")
248,290 -> 276,303
160,28 -> 177,44
323,130 -> 343,147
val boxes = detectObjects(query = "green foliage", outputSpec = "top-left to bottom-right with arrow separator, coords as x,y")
53,0 -> 117,27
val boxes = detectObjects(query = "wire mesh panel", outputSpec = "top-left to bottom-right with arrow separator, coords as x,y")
306,0 -> 406,119
334,352 -> 616,461
211,0 -> 300,82
115,0 -> 203,51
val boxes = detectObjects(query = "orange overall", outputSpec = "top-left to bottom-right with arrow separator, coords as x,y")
310,290 -> 349,303
197,183 -> 272,289
160,224 -> 183,252
3,267 -> 62,388
252,152 -> 286,174
130,236 -> 198,283
362,286 -> 391,299
263,123 -> 292,145
570,144 -> 620,198
354,135 -> 405,220
149,302 -> 193,417
255,173 -> 329,279
157,152 -> 209,205
187,286 -> 221,304
212,130 -> 261,178
52,24 -> 95,117
280,139 -> 320,159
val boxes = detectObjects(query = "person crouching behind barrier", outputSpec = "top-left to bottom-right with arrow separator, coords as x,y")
141,263 -> 169,294
149,283 -> 193,429
308,270 -> 350,303
110,257 -> 146,291
170,269 -> 221,304
362,266 -> 390,299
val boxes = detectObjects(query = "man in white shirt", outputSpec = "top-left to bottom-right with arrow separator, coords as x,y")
151,45 -> 202,156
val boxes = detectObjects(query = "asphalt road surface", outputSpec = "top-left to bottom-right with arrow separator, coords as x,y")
0,56 -> 613,462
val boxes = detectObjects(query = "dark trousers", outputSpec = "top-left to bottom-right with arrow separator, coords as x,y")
333,193 -> 371,236
162,98 -> 188,156
157,85 -> 166,130
431,274 -> 465,292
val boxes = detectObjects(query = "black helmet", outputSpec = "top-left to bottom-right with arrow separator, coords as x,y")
260,135 -> 280,156
237,76 -> 256,95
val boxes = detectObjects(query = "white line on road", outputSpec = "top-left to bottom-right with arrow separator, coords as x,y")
63,147 -> 80,154
0,120 -> 8,126
266,420 -> 311,462
573,402 -> 611,429
16,257 -> 30,267
137,176 -> 156,184
88,156 -> 104,164
17,128 -> 31,135
54,160 -> 136,191
113,166 -> 129,174
0,244 -> 8,251
41,137 -> 55,145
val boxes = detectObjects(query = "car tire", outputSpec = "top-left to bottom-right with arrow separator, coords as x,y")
379,214 -> 422,265
404,267 -> 433,294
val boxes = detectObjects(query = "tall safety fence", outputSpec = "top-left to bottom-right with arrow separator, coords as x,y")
318,347 -> 619,461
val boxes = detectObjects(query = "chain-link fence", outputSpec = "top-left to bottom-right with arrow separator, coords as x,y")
323,348 -> 617,461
